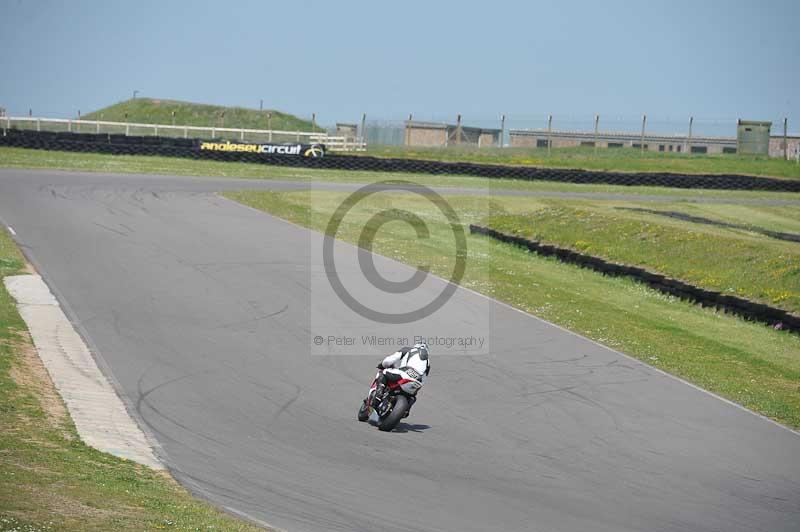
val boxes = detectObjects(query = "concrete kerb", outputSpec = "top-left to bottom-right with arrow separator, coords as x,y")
4,274 -> 164,469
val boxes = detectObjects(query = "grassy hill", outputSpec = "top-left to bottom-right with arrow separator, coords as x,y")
82,98 -> 323,132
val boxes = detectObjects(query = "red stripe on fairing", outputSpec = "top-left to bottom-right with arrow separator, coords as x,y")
397,378 -> 414,385
388,378 -> 414,389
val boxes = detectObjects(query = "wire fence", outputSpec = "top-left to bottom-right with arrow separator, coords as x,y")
357,114 -> 797,152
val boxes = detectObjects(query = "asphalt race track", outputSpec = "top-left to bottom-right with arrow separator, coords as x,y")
0,168 -> 798,532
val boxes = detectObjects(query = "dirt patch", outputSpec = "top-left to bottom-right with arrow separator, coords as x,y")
6,330 -> 71,438
20,261 -> 35,275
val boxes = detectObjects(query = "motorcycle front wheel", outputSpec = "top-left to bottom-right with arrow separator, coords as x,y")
357,400 -> 370,422
378,395 -> 409,432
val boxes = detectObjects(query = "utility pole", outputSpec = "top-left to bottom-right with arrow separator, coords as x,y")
547,114 -> 552,156
499,114 -> 506,147
406,113 -> 413,146
455,114 -> 462,146
260,99 -> 263,111
686,116 -> 693,154
133,90 -> 139,100
267,112 -> 272,141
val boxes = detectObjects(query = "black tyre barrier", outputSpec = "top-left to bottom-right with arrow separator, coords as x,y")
616,207 -> 800,243
469,224 -> 800,333
2,129 -> 800,192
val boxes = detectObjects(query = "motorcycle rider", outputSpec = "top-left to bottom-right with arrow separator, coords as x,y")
372,342 -> 431,412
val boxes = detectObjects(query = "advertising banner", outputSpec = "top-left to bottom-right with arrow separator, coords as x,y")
199,140 -> 326,158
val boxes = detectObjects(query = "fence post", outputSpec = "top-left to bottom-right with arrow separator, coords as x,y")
96,120 -> 100,134
361,112 -> 367,148
240,128 -> 244,141
640,114 -> 647,155
784,117 -> 788,160
547,114 -> 552,156
593,114 -> 599,156
125,112 -> 129,136
184,126 -> 188,138
686,116 -> 693,154
267,112 -> 272,142
212,127 -> 216,139
37,118 -> 41,132
155,125 -> 159,137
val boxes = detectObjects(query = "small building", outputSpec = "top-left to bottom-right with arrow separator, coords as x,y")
509,129 -> 737,154
336,123 -> 359,142
405,120 -> 501,148
737,120 -> 771,155
768,135 -> 800,160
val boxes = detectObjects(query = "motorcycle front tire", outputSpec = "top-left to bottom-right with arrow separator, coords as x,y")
357,400 -> 370,422
378,395 -> 409,432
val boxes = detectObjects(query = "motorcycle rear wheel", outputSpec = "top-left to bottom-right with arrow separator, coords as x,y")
378,395 -> 409,432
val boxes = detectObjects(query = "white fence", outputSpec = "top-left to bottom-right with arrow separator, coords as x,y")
1,116 -> 366,152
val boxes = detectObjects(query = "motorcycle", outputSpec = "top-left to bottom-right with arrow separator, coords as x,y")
357,367 -> 423,432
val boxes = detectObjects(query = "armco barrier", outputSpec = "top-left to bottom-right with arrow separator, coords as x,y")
470,224 -> 800,333
2,129 -> 800,192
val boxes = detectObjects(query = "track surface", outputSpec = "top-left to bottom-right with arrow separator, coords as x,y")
0,168 -> 798,532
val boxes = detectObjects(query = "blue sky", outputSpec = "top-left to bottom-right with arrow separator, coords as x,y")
0,0 -> 797,130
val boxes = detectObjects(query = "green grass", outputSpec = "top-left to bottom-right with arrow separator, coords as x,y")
363,145 -> 800,180
82,97 -> 323,132
482,202 -> 800,313
2,146 -> 799,203
224,189 -> 800,429
0,228 -> 262,530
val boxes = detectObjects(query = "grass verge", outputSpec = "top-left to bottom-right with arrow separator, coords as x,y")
223,189 -> 800,429
1,146 -> 798,203
482,201 -> 800,313
363,145 -> 800,180
0,227 -> 261,530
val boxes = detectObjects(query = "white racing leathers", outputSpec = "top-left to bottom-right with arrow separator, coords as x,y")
380,346 -> 431,383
